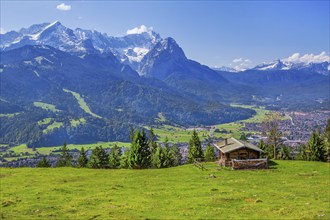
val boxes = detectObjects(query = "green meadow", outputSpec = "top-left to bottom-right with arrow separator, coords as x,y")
33,102 -> 61,113
6,142 -> 130,158
1,161 -> 329,219
153,104 -> 278,142
63,89 -> 102,118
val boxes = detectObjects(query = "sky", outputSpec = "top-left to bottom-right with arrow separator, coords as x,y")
1,1 -> 329,69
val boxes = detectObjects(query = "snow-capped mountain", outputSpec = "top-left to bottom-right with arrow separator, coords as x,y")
252,59 -> 329,75
138,37 -> 187,78
0,21 -> 161,70
212,66 -> 238,72
253,60 -> 289,71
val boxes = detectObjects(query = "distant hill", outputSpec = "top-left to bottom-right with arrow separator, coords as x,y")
0,45 -> 254,146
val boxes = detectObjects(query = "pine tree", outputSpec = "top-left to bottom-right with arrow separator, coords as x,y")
258,139 -> 270,158
149,127 -> 158,155
109,145 -> 122,169
280,145 -> 291,160
187,130 -> 203,163
120,149 -> 130,168
240,133 -> 247,141
37,156 -> 51,167
322,118 -> 330,161
163,137 -> 174,167
306,130 -> 324,161
77,147 -> 88,168
151,145 -> 167,168
204,143 -> 216,162
128,129 -> 151,169
170,144 -> 182,166
129,127 -> 135,142
88,147 -> 100,169
87,146 -> 109,169
57,142 -> 72,167
98,146 -> 109,168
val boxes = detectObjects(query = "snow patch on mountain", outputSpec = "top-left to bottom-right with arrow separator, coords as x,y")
0,22 -> 162,70
252,52 -> 330,75
212,66 -> 238,72
123,47 -> 149,62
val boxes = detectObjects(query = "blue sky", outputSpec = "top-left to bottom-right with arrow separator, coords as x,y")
1,1 -> 329,69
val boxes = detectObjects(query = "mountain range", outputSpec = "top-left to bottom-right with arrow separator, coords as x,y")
0,21 -> 329,146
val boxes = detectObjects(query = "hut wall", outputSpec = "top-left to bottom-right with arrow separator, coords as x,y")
219,148 -> 261,167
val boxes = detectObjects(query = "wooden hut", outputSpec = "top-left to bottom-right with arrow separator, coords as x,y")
214,137 -> 267,169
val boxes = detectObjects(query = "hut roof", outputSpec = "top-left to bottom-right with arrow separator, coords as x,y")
213,137 -> 263,154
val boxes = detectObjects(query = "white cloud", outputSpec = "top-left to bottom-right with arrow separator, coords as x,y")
0,27 -> 6,34
230,58 -> 252,71
283,52 -> 329,64
232,58 -> 243,63
56,3 -> 71,11
126,25 -> 152,35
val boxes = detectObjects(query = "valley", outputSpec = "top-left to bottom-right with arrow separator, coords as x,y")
2,104 -> 328,167
0,21 -> 329,167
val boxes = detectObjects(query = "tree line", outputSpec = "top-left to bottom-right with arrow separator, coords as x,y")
37,128 -> 217,168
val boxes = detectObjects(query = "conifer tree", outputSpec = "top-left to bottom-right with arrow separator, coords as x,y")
280,145 -> 291,160
151,144 -> 167,168
37,156 -> 51,167
87,146 -> 109,168
258,139 -> 270,158
109,145 -> 122,169
322,118 -> 330,161
57,142 -> 72,167
129,127 -> 135,142
128,129 -> 151,169
77,147 -> 88,168
187,130 -> 203,163
163,137 -> 174,167
120,149 -> 130,168
170,144 -> 182,166
306,129 -> 324,161
240,133 -> 247,141
149,127 -> 158,155
204,143 -> 216,162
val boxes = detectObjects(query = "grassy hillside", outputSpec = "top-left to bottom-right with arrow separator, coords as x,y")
1,161 -> 329,219
33,102 -> 61,113
63,89 -> 102,118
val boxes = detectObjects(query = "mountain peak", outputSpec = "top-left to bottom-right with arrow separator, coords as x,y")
155,37 -> 186,59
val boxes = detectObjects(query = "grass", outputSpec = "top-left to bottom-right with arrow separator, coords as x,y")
69,118 -> 86,127
152,125 -> 209,143
43,121 -> 64,134
33,102 -> 61,113
0,113 -> 21,117
7,142 -> 131,158
10,144 -> 36,155
152,104 -> 271,142
37,118 -> 53,126
212,104 -> 290,139
63,89 -> 102,118
1,161 -> 329,219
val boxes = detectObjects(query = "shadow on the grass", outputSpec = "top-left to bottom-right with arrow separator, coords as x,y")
268,160 -> 279,169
